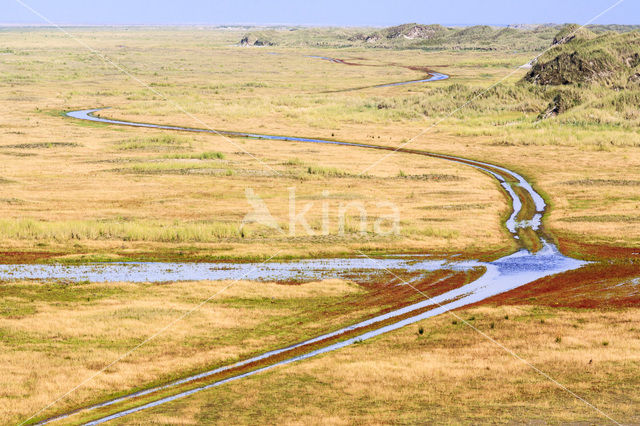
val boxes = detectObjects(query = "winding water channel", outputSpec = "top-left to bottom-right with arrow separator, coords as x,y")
22,67 -> 589,424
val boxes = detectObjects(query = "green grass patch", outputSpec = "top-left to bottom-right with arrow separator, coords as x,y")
162,151 -> 225,160
2,142 -> 78,149
115,135 -> 192,151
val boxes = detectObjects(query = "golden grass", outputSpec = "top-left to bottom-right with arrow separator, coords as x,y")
0,278 -> 368,424
1,27 -> 636,258
128,305 -> 640,424
0,101 -> 509,260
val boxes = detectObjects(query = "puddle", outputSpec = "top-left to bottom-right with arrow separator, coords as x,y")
0,258 -> 456,283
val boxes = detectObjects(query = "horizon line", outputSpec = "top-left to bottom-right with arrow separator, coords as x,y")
1,22 -> 636,28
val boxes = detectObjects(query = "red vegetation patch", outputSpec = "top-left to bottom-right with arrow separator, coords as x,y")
0,251 -> 60,264
353,268 -> 485,313
557,237 -> 640,262
475,263 -> 640,309
404,65 -> 436,73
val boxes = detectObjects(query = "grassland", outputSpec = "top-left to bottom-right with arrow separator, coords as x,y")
0,27 -> 639,261
1,268 -> 481,424
117,304 -> 640,424
1,25 -> 639,424
0,277 -> 367,423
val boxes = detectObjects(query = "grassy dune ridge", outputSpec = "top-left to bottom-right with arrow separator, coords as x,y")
239,22 -> 640,50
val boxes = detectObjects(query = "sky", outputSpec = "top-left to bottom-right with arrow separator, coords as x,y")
2,0 -> 638,26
